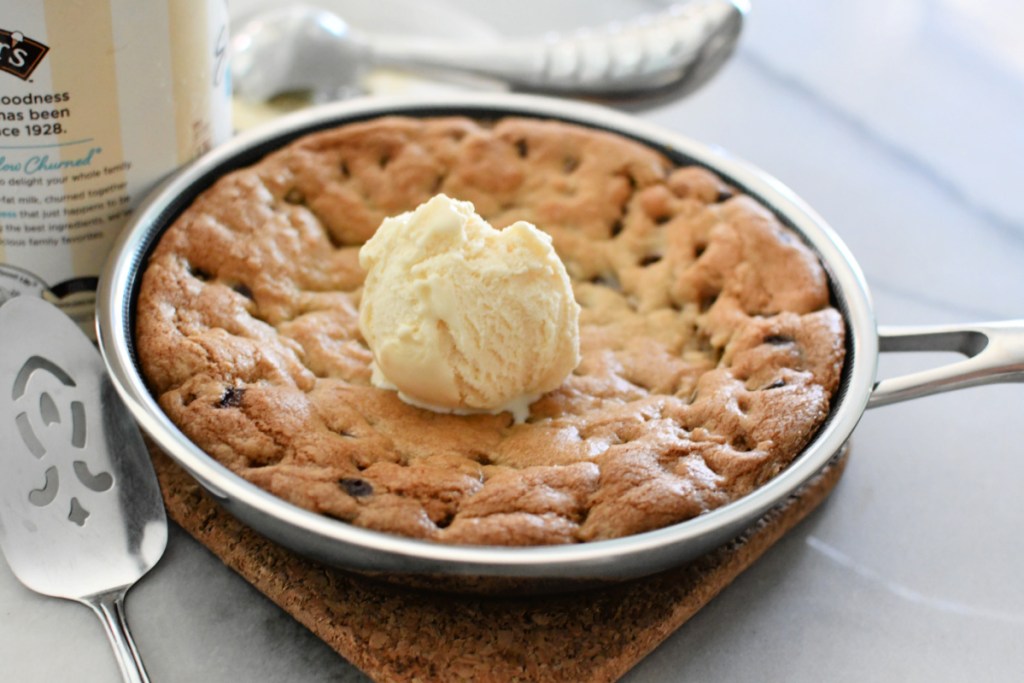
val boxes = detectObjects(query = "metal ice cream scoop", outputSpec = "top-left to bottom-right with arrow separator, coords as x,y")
231,0 -> 749,104
0,297 -> 167,683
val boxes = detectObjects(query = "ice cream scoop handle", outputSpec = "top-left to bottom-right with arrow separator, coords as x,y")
366,0 -> 747,95
85,588 -> 151,683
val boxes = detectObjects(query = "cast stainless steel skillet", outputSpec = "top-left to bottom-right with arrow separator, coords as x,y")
96,94 -> 1024,590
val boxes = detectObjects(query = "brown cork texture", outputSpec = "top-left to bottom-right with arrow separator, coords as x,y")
150,442 -> 849,683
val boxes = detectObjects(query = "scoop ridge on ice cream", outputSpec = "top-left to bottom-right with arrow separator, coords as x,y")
358,194 -> 580,421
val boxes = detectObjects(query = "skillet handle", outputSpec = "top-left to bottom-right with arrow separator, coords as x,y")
868,321 -> 1024,408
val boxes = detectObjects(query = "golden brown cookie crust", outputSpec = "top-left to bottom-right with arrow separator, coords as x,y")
136,116 -> 845,545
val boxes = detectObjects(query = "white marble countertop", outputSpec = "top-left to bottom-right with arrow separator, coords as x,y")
3,1 -> 1023,681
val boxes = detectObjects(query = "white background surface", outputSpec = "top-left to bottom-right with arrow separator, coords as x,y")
2,1 -> 1023,681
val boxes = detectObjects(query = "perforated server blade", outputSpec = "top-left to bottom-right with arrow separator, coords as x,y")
0,297 -> 167,683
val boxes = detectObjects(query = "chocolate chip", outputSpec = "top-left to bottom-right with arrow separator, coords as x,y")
232,283 -> 253,299
188,264 -> 211,281
731,435 -> 756,452
515,139 -> 528,158
763,334 -> 795,345
217,386 -> 245,408
638,254 -> 663,267
468,451 -> 493,466
589,273 -> 621,291
763,379 -> 786,390
716,188 -> 734,202
283,188 -> 305,205
339,478 -> 373,497
610,219 -> 624,237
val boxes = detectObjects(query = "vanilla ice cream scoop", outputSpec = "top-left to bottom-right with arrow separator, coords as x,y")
358,194 -> 580,422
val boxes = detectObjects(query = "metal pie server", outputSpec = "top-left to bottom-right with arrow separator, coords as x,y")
0,297 -> 167,683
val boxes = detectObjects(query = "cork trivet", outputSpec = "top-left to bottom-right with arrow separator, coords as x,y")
150,443 -> 849,683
